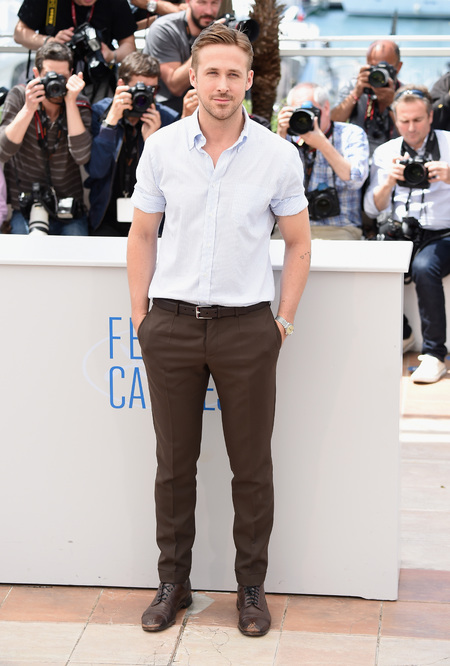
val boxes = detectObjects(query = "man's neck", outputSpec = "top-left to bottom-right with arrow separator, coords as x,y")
198,107 -> 245,166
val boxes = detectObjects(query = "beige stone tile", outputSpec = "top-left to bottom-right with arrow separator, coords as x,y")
402,485 -> 450,512
0,620 -> 83,661
378,637 -> 450,665
173,625 -> 280,665
402,510 -> 450,540
70,623 -> 180,664
274,631 -> 377,666
401,538 -> 450,570
402,460 -> 450,488
1,663 -> 66,666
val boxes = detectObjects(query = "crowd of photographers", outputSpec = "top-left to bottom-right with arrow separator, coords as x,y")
0,3 -> 449,382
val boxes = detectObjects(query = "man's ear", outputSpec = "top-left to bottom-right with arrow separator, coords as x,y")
246,70 -> 254,92
189,67 -> 197,89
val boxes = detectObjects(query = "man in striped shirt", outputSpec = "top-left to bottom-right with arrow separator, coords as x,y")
0,42 -> 91,235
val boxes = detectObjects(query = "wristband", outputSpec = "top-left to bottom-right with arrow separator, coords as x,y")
350,93 -> 359,103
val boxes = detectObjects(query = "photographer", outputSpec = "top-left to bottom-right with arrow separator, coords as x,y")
0,42 -> 91,236
277,83 -> 369,240
331,40 -> 403,156
143,0 -> 222,113
85,52 -> 179,236
14,0 -> 137,103
364,85 -> 450,383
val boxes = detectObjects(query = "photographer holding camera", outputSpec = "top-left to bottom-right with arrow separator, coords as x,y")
331,40 -> 403,156
277,83 -> 369,239
86,52 -> 179,236
143,0 -> 222,113
0,42 -> 91,235
364,85 -> 450,383
14,0 -> 137,103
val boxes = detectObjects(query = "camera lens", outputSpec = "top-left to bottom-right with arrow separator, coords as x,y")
314,193 -> 333,217
289,109 -> 315,135
368,67 -> 389,88
133,93 -> 150,110
404,162 -> 427,186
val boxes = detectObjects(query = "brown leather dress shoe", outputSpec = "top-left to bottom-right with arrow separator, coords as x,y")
237,584 -> 271,637
141,580 -> 192,632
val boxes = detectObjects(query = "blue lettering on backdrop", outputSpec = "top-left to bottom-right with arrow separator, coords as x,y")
110,366 -> 125,409
109,317 -> 122,359
107,316 -> 220,411
129,317 -> 142,360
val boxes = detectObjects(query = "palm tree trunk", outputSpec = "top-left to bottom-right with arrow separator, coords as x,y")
249,0 -> 285,123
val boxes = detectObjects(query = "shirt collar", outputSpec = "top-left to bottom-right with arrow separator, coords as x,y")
187,106 -> 250,152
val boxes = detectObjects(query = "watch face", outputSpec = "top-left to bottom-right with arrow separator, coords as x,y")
286,324 -> 294,335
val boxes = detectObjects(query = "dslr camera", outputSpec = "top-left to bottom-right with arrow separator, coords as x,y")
125,82 -> 155,118
397,156 -> 430,189
367,61 -> 397,89
40,71 -> 67,99
288,101 -> 321,135
19,183 -> 82,234
221,13 -> 260,42
69,22 -> 109,81
377,215 -> 423,245
306,183 -> 341,220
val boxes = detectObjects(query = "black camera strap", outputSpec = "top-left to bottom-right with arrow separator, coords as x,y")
45,0 -> 58,35
400,129 -> 440,162
297,123 -> 337,192
31,106 -> 67,199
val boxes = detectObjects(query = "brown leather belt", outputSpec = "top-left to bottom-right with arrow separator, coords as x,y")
153,298 -> 269,320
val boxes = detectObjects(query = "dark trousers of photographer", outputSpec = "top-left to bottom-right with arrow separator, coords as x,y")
411,234 -> 450,362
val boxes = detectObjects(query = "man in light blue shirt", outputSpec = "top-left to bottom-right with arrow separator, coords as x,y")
128,24 -> 311,637
277,82 -> 369,239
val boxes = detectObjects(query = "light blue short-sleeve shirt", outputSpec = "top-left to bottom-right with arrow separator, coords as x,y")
132,108 -> 308,306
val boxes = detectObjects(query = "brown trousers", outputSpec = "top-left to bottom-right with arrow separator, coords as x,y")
138,302 -> 281,586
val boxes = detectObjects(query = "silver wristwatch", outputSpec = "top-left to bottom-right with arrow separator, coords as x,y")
275,315 -> 294,336
147,0 -> 158,12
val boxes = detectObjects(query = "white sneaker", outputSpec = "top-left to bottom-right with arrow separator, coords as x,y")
411,354 -> 448,384
403,333 -> 415,354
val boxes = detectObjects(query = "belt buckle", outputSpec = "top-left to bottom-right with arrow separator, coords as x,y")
196,306 -> 213,319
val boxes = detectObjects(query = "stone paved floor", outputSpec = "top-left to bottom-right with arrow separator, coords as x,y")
1,351 -> 449,665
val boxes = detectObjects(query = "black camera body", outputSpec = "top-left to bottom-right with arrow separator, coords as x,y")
367,61 -> 397,89
288,102 -> 321,135
40,71 -> 67,99
125,82 -> 155,118
306,184 -> 341,220
377,215 -> 423,243
221,14 -> 260,42
398,156 -> 430,189
69,22 -> 109,81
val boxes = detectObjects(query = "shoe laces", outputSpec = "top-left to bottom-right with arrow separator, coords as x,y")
243,585 -> 260,607
155,582 -> 175,603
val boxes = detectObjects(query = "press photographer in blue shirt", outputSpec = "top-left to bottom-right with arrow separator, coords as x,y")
86,52 -> 178,236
